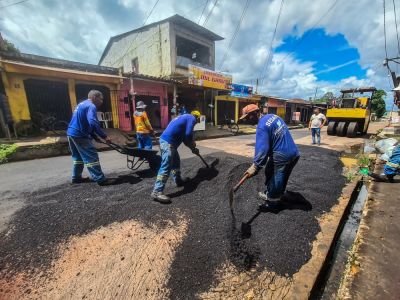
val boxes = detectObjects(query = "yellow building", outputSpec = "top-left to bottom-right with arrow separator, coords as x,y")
214,94 -> 286,125
0,51 -> 123,130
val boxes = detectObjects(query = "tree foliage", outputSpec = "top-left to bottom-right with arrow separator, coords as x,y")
371,89 -> 386,118
0,39 -> 20,54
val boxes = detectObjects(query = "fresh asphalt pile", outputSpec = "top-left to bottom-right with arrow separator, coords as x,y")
0,145 -> 345,299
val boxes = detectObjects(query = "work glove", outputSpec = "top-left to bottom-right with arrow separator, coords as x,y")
192,147 -> 200,155
245,163 -> 259,178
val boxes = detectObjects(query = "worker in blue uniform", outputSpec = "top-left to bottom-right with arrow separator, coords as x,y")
383,144 -> 400,182
67,90 -> 115,186
242,103 -> 300,209
151,111 -> 201,203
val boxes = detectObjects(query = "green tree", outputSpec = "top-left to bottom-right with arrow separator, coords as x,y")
371,89 -> 387,118
0,39 -> 20,54
314,92 -> 335,104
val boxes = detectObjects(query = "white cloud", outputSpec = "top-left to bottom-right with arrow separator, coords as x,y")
0,0 -> 397,100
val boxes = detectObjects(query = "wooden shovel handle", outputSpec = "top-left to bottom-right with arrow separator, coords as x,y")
233,174 -> 249,192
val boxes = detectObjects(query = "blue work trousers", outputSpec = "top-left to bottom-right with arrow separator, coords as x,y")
311,128 -> 321,145
68,136 -> 105,182
264,152 -> 300,199
384,145 -> 400,176
136,133 -> 153,150
153,139 -> 182,192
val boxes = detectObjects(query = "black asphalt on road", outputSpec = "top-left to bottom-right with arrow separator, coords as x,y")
0,140 -> 345,299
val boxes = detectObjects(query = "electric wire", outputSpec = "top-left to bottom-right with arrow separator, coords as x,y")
259,0 -> 284,86
277,0 -> 340,66
198,0 -> 209,24
218,0 -> 251,70
0,0 -> 29,9
109,0 -> 161,66
384,0 -> 389,59
392,0 -> 400,55
203,0 -> 219,26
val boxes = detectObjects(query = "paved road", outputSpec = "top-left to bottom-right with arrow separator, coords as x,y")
0,127 -> 361,232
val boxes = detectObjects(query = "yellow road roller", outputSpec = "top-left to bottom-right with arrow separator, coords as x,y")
326,87 -> 376,138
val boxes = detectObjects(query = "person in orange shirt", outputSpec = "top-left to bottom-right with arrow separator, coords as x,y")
134,101 -> 154,149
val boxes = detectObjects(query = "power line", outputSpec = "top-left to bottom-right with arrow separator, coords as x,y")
110,0 -> 161,66
0,0 -> 29,9
384,0 -> 388,59
259,0 -> 284,85
198,0 -> 209,24
218,0 -> 251,70
392,0 -> 400,56
277,0 -> 340,66
203,0 -> 219,26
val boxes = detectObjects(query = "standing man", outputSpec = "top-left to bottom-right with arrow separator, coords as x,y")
243,104 -> 300,209
134,100 -> 154,149
151,111 -> 201,203
67,90 -> 115,186
308,107 -> 326,145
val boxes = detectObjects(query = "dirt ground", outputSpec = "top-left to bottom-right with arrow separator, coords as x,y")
0,144 -> 345,300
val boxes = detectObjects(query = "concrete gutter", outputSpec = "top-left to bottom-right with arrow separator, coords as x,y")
287,177 -> 362,299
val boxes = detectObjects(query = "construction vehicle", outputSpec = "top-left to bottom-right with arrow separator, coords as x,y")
326,87 -> 377,138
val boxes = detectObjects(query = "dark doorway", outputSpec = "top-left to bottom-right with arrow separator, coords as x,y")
24,79 -> 72,122
75,84 -> 112,113
135,95 -> 161,128
217,100 -> 235,125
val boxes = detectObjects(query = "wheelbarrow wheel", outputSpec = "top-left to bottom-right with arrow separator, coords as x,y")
148,154 -> 161,171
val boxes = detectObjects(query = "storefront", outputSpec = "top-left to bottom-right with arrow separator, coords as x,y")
117,74 -> 175,131
214,94 -> 261,125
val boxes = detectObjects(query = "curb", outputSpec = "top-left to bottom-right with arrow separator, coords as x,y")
287,177 -> 362,299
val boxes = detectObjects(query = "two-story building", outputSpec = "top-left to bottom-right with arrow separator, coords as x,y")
99,14 -> 227,128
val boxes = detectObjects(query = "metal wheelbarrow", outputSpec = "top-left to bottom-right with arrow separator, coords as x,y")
98,140 -> 161,171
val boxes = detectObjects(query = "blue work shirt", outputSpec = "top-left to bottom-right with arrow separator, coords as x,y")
160,114 -> 196,147
254,114 -> 299,167
67,99 -> 107,139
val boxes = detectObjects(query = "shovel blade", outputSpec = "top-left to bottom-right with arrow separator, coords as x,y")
241,222 -> 252,238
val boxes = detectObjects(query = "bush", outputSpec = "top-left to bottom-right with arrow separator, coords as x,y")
0,144 -> 18,164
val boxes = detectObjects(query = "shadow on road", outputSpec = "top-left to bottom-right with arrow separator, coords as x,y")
167,159 -> 220,198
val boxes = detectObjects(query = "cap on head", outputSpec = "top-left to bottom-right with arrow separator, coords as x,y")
136,101 -> 147,109
191,110 -> 201,118
239,104 -> 259,120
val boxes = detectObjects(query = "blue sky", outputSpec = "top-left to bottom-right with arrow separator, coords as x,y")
276,29 -> 366,82
0,0 -> 398,110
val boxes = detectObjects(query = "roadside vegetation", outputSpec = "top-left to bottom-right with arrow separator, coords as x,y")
0,144 -> 18,164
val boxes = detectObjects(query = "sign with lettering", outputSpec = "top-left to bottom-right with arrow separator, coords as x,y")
188,65 -> 232,90
231,84 -> 253,98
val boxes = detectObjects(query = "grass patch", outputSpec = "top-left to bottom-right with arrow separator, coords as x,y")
0,144 -> 18,164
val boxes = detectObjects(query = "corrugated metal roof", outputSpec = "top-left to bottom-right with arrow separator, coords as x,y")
0,50 -> 119,75
99,14 -> 224,64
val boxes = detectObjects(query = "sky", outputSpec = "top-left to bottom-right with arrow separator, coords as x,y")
0,0 -> 399,109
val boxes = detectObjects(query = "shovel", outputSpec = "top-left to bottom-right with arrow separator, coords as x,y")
193,149 -> 210,168
229,173 -> 250,212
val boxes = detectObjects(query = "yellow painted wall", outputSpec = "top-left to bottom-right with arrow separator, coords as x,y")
277,107 -> 286,119
2,70 -> 120,126
1,72 -> 31,121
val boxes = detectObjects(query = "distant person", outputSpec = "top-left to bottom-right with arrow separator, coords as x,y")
179,104 -> 188,115
151,111 -> 201,203
67,90 -> 115,186
383,144 -> 400,182
260,103 -> 268,117
308,108 -> 326,146
171,103 -> 179,119
134,101 -> 154,150
242,102 -> 300,210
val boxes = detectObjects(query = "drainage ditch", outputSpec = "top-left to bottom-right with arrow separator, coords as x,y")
310,180 -> 369,299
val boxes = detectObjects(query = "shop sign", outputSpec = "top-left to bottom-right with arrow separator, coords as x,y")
231,84 -> 253,98
188,65 -> 232,90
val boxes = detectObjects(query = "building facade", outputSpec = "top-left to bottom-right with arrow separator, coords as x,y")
0,51 -> 122,134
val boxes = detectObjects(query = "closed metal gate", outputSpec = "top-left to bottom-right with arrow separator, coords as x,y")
24,79 -> 72,122
216,100 -> 235,125
75,84 -> 112,113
